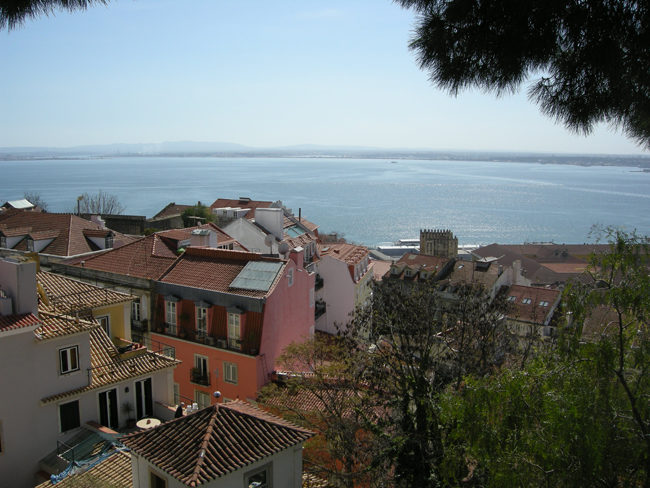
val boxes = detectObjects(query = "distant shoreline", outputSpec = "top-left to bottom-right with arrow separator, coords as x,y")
2,153 -> 650,169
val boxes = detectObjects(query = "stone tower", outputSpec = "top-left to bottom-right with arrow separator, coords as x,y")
420,229 -> 458,258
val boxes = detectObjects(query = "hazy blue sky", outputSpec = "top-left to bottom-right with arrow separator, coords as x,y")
0,0 -> 645,154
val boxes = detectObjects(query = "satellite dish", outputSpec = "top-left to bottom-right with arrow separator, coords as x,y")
264,234 -> 275,247
278,241 -> 289,255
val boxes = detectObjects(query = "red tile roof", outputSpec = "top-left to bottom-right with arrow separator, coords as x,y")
0,211 -> 137,257
209,198 -> 273,220
66,234 -> 178,279
318,243 -> 369,266
35,312 -> 99,341
159,248 -> 285,298
151,202 -> 194,220
505,285 -> 561,324
122,401 -> 313,487
36,450 -> 132,488
0,312 -> 40,333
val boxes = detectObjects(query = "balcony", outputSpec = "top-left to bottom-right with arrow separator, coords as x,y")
315,301 -> 326,320
315,276 -> 324,291
190,368 -> 211,387
152,322 -> 260,356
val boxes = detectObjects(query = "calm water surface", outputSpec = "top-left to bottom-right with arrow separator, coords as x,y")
1,157 -> 649,246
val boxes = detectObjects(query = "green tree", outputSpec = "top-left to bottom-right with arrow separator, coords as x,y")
396,0 -> 650,148
180,202 -> 215,227
441,229 -> 650,487
0,0 -> 110,31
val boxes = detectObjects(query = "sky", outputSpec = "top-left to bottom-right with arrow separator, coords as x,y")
0,0 -> 645,155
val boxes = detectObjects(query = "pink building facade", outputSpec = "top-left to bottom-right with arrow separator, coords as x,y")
151,247 -> 315,406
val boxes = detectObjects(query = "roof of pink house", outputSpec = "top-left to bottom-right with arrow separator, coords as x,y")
65,233 -> 179,279
121,400 -> 313,487
505,285 -> 561,323
159,248 -> 286,298
0,210 -> 138,257
0,312 -> 41,333
318,243 -> 369,266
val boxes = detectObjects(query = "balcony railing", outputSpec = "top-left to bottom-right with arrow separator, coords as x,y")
190,369 -> 211,387
315,301 -> 326,320
315,277 -> 324,291
152,322 -> 259,356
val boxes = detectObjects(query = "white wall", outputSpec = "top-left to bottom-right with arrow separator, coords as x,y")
315,256 -> 355,335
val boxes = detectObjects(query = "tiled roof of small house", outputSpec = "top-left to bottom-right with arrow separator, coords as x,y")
121,400 -> 314,487
151,202 -> 194,220
82,228 -> 112,238
504,285 -> 561,324
37,271 -> 134,314
318,243 -> 369,266
0,211 -> 137,257
369,260 -> 392,281
36,449 -> 133,488
442,260 -> 500,289
159,248 -> 285,298
41,326 -> 179,404
209,198 -> 273,220
65,233 -> 178,279
0,312 -> 41,333
386,253 -> 452,282
35,312 -> 100,341
158,223 -> 242,249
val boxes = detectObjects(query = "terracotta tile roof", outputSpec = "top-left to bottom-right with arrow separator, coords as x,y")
122,400 -> 314,487
0,226 -> 32,237
151,202 -> 194,220
0,312 -> 40,333
41,327 -> 180,404
499,243 -> 610,260
261,384 -> 360,418
65,234 -> 178,280
159,248 -> 285,298
35,312 -> 100,341
82,228 -> 112,238
37,271 -> 134,314
505,285 -> 561,324
370,260 -> 392,281
158,223 -> 241,248
0,211 -> 137,257
538,262 -> 590,274
443,260 -> 500,289
285,232 -> 318,250
36,449 -> 132,488
318,243 -> 369,266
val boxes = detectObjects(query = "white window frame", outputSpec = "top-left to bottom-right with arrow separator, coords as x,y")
310,288 -> 314,308
228,313 -> 240,348
245,462 -> 272,488
522,298 -> 532,305
96,315 -> 110,336
173,383 -> 180,406
224,361 -> 238,384
132,300 -> 141,322
59,345 -> 80,375
26,237 -> 34,252
287,267 -> 293,287
105,234 -> 113,249
196,307 -> 208,339
405,269 -> 412,277
539,300 -> 550,307
165,301 -> 177,335
0,235 -> 5,249
195,390 -> 211,409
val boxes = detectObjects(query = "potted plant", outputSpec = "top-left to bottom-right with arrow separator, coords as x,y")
121,401 -> 136,428
179,327 -> 187,339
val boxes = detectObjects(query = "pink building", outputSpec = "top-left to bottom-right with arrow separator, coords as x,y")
152,247 -> 315,406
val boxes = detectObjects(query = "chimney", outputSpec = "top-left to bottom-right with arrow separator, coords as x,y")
0,257 -> 39,317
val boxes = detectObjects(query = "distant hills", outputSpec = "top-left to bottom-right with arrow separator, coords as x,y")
1,141 -> 649,168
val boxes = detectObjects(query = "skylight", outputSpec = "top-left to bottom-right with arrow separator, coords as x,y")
230,261 -> 283,292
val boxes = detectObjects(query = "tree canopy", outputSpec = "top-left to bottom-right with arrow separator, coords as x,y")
396,0 -> 650,148
0,0 -> 109,31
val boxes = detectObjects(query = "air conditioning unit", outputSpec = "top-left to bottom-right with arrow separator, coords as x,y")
205,337 -> 215,346
216,339 -> 227,349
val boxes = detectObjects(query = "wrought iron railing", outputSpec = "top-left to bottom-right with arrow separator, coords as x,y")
190,369 -> 211,386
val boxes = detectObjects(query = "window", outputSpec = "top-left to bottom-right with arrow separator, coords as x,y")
224,362 -> 238,384
192,355 -> 209,386
132,300 -> 141,322
149,470 -> 167,488
26,238 -> 34,252
507,296 -> 517,302
246,463 -> 272,488
173,383 -> 180,406
0,235 -> 5,248
228,313 -> 240,348
165,301 -> 177,335
59,346 -> 79,374
310,288 -> 314,308
287,268 -> 293,287
405,269 -> 412,277
105,234 -> 113,249
539,300 -> 550,307
195,390 -> 210,409
391,266 -> 399,274
196,307 -> 207,339
97,316 -> 110,336
135,378 -> 153,419
522,298 -> 532,305
59,400 -> 80,433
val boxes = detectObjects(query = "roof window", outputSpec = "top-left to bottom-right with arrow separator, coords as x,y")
522,298 -> 532,305
507,296 -> 516,302
539,300 -> 550,307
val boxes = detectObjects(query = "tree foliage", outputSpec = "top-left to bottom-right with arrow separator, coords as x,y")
0,0 -> 110,31
396,0 -> 650,148
77,190 -> 125,215
180,203 -> 215,227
